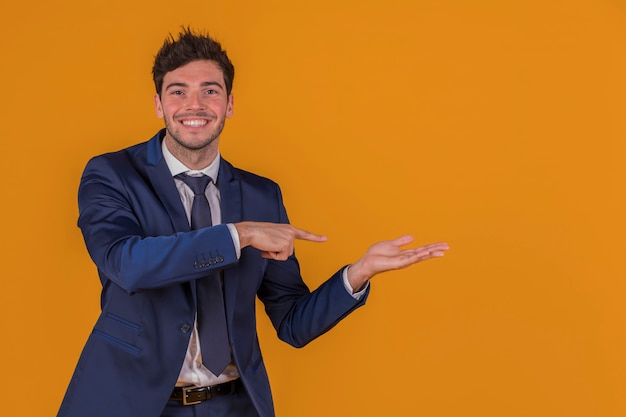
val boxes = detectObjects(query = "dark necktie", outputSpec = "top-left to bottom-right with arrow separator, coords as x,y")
175,173 -> 231,376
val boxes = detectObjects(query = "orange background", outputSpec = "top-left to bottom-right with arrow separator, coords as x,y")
1,0 -> 625,416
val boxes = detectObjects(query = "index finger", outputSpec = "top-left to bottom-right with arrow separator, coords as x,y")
292,226 -> 328,243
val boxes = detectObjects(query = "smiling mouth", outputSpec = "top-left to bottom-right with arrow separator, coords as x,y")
180,119 -> 208,127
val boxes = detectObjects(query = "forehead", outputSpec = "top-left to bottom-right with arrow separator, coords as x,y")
164,60 -> 225,85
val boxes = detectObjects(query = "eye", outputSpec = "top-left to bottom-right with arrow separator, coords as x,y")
205,89 -> 217,95
171,90 -> 184,96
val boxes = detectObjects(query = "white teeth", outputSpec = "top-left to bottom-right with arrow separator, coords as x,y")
181,120 -> 207,127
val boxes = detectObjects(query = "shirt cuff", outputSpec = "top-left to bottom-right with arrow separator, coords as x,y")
226,223 -> 241,259
342,266 -> 368,300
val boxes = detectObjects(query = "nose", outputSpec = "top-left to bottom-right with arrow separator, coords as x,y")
186,92 -> 206,110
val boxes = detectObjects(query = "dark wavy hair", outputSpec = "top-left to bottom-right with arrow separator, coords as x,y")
152,27 -> 235,97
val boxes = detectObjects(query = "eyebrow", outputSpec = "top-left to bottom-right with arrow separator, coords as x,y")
164,81 -> 224,91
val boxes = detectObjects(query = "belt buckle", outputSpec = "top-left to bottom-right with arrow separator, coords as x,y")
181,386 -> 203,406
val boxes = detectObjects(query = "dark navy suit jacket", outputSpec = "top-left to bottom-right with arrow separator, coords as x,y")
58,130 -> 368,417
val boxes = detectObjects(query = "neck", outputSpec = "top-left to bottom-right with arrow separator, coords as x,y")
164,136 -> 219,170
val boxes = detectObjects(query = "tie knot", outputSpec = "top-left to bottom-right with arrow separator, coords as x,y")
176,173 -> 212,196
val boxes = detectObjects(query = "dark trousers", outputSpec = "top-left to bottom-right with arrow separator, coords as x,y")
160,383 -> 260,417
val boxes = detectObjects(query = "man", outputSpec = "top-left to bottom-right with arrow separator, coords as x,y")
58,28 -> 449,417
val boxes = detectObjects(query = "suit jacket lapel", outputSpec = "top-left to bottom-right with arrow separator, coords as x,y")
144,131 -> 190,233
218,159 -> 243,321
218,159 -> 242,225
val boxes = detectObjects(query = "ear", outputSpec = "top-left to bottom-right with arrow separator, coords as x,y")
226,94 -> 234,118
154,93 -> 164,119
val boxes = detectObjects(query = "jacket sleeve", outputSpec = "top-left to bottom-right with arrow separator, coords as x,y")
77,154 -> 238,294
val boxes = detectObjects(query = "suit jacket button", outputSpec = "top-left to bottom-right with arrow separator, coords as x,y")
180,323 -> 191,333
194,262 -> 202,269
216,256 -> 224,263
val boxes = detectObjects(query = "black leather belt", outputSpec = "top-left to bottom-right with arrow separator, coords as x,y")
170,379 -> 240,405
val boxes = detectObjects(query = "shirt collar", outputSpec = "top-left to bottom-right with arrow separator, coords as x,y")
161,138 -> 221,182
